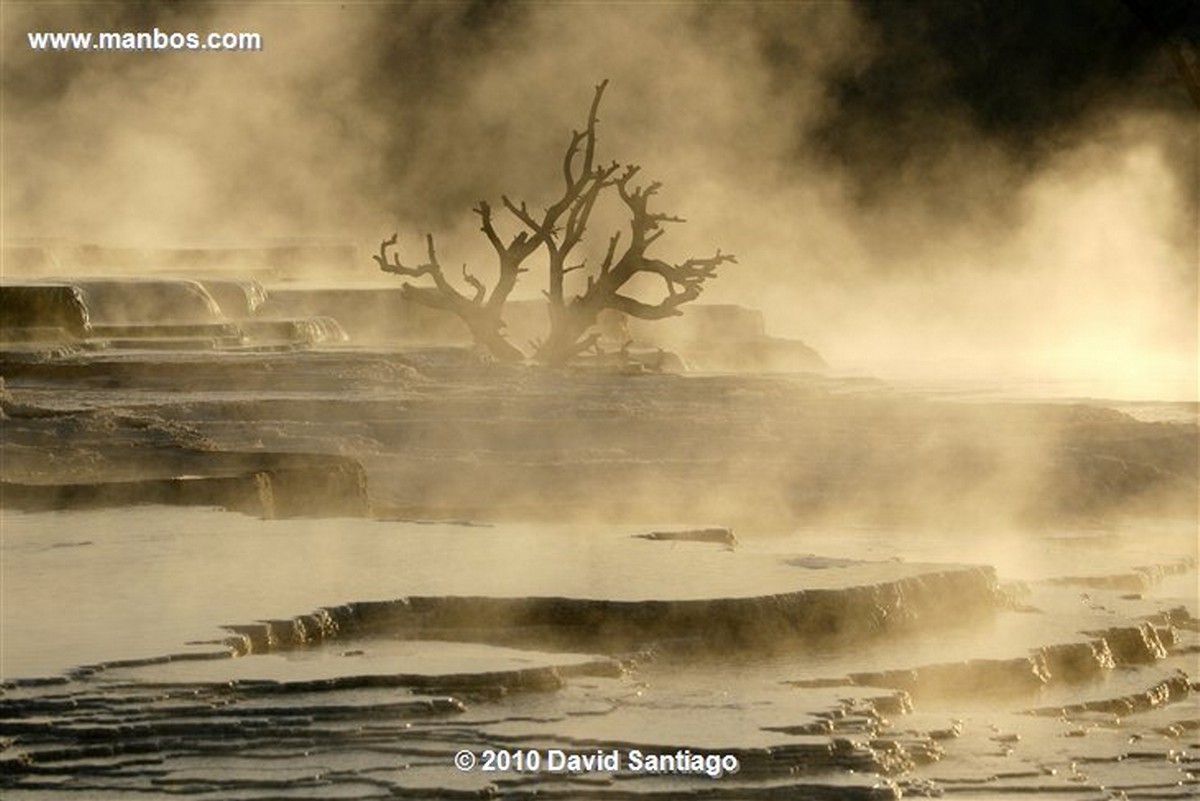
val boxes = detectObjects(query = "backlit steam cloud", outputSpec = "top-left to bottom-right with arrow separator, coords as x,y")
2,1 -> 1196,396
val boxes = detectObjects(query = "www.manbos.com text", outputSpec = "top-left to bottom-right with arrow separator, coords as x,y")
27,28 -> 263,52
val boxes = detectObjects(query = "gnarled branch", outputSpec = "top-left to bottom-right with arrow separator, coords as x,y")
374,233 -> 464,302
534,161 -> 735,365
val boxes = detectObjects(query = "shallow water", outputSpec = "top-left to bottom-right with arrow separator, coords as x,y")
2,507 -> 1006,680
2,506 -> 1195,798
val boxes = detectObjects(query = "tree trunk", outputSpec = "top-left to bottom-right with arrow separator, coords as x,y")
468,316 -> 525,363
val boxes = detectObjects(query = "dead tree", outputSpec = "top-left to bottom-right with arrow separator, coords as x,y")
531,164 -> 736,366
374,81 -> 615,363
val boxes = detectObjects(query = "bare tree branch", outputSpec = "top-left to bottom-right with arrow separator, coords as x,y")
461,264 -> 485,304
500,195 -> 542,232
473,202 -> 507,257
374,233 -> 466,300
599,232 -> 621,276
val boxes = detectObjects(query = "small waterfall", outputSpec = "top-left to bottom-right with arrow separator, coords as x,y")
197,278 -> 269,319
295,315 -> 349,345
74,278 -> 225,326
2,278 -> 353,351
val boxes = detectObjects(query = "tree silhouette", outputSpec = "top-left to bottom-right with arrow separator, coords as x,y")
374,81 -> 733,366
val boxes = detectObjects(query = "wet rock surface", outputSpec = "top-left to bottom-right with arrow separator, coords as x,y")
0,346 -> 1194,526
0,307 -> 1195,798
1,451 -> 369,518
635,527 -> 738,546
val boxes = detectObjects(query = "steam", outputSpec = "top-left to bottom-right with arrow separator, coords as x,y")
2,1 -> 1195,397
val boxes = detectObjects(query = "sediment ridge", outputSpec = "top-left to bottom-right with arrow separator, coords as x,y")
222,565 -> 1000,655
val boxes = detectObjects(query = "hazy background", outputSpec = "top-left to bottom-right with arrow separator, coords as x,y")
2,0 -> 1196,397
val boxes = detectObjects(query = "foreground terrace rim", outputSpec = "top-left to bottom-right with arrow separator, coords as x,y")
1,508 -> 1002,681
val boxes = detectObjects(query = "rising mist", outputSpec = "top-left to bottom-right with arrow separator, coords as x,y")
2,1 -> 1196,396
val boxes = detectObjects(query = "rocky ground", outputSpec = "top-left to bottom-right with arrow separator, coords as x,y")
1,346 -> 1194,527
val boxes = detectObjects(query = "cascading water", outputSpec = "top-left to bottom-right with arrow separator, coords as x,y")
1,277 -> 351,351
